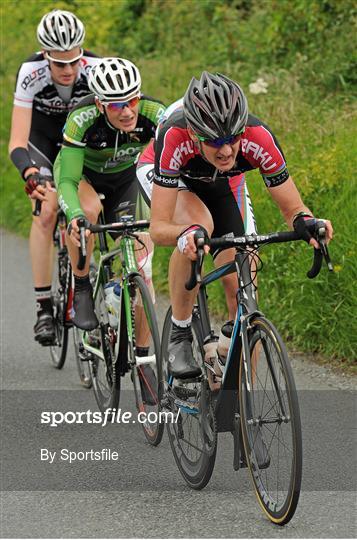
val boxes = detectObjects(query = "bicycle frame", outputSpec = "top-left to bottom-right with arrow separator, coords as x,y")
195,249 -> 263,434
53,210 -> 74,327
80,225 -> 143,373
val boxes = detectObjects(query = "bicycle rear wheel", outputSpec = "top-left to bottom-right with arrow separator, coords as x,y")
239,316 -> 302,525
161,307 -> 217,489
50,247 -> 70,369
89,281 -> 121,411
129,274 -> 164,446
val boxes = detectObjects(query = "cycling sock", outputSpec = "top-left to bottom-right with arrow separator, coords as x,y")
35,286 -> 52,316
74,274 -> 91,292
170,322 -> 193,344
171,315 -> 192,328
136,346 -> 150,357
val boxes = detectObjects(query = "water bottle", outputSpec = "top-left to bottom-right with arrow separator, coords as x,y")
203,337 -> 221,391
111,282 -> 121,326
104,280 -> 121,328
214,320 -> 234,376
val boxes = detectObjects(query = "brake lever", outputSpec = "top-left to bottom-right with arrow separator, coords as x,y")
319,239 -> 334,272
307,221 -> 334,278
33,199 -> 42,217
195,239 -> 205,285
185,234 -> 206,291
77,217 -> 87,271
316,222 -> 334,272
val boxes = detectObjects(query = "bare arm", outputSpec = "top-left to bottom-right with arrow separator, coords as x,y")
9,105 -> 33,151
267,176 -> 311,227
9,106 -> 38,177
149,183 -> 192,246
268,175 -> 333,243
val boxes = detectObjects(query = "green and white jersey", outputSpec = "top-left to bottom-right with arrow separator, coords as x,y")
62,94 -> 165,173
54,94 -> 165,221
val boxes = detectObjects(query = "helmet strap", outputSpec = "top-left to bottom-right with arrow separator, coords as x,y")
103,108 -> 118,131
196,139 -> 211,164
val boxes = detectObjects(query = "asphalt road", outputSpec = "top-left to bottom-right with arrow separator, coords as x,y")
1,229 -> 356,538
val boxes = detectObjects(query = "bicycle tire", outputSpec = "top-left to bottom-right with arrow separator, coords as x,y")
162,307 -> 217,490
50,248 -> 70,369
129,274 -> 164,446
239,316 -> 302,525
89,281 -> 121,412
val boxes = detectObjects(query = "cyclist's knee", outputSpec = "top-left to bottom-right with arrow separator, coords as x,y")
82,201 -> 102,224
33,204 -> 57,230
137,237 -> 155,303
189,210 -> 214,237
138,249 -> 153,280
200,216 -> 213,237
221,271 -> 238,291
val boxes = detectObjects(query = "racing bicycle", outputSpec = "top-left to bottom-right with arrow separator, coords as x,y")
161,223 -> 333,525
33,193 -> 92,388
76,212 -> 163,446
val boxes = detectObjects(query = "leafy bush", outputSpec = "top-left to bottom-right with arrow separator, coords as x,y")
1,0 -> 356,362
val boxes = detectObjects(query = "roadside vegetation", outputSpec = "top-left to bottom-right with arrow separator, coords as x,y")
1,0 -> 356,364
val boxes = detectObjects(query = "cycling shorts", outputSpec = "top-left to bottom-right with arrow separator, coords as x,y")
137,163 -> 257,244
84,165 -> 150,232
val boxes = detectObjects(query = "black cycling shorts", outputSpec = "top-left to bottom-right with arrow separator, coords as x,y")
83,165 -> 138,223
137,163 -> 257,244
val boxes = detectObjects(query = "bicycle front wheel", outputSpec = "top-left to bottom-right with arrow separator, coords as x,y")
129,274 -> 164,446
239,316 -> 302,525
161,307 -> 217,490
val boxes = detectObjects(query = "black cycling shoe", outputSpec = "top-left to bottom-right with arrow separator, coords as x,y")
246,424 -> 270,469
34,312 -> 56,346
168,335 -> 201,379
137,364 -> 158,405
71,287 -> 98,331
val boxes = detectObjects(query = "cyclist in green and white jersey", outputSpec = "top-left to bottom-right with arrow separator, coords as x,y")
54,57 -> 165,330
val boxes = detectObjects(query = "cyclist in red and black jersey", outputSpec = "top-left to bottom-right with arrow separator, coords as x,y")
8,10 -> 98,345
137,71 -> 333,379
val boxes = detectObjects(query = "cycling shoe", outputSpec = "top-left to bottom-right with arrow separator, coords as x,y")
137,363 -> 158,405
168,338 -> 201,379
34,312 -> 55,346
71,287 -> 98,331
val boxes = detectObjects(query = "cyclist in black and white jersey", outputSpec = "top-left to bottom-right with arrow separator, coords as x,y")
8,9 -> 99,345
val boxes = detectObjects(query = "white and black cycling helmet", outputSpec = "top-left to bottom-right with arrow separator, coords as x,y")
37,10 -> 85,51
183,71 -> 248,139
88,58 -> 141,103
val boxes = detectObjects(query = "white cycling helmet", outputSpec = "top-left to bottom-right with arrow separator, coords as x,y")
88,58 -> 141,103
37,10 -> 85,51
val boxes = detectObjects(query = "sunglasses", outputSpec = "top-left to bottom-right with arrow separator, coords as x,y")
104,96 -> 140,111
196,129 -> 245,148
46,50 -> 83,68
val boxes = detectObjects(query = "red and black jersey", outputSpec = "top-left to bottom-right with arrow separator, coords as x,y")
139,108 -> 289,188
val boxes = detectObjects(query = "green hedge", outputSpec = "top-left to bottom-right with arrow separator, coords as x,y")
1,0 -> 356,363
